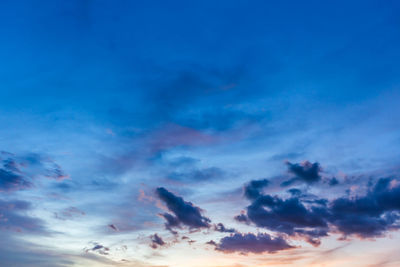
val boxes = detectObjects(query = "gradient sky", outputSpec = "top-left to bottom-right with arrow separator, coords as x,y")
1,1 -> 400,267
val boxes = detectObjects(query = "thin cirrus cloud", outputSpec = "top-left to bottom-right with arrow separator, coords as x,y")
0,199 -> 48,234
0,151 -> 67,192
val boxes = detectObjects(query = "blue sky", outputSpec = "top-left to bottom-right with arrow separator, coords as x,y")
1,1 -> 400,267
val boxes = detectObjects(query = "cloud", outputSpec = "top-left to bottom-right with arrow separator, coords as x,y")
0,233 -> 73,267
85,243 -> 110,255
243,179 -> 270,200
0,199 -> 48,234
245,194 -> 329,244
158,213 -> 181,234
108,224 -> 119,231
54,207 -> 85,221
156,187 -> 211,231
206,240 -> 217,246
329,177 -> 339,186
329,177 -> 400,238
167,167 -> 226,183
139,66 -> 254,132
216,233 -> 294,254
0,168 -> 32,192
0,151 -> 67,192
287,188 -> 302,197
281,161 -> 322,186
150,234 -> 166,249
214,223 -> 236,233
234,213 -> 250,224
238,174 -> 400,244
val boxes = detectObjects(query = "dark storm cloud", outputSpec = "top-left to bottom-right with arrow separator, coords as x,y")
216,233 -> 294,254
281,161 -> 322,186
244,178 -> 270,200
0,151 -> 67,192
156,187 -> 211,230
150,234 -> 166,249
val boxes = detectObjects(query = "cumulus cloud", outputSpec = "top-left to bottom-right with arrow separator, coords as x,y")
281,161 -> 322,186
216,233 -> 294,254
246,193 -> 329,244
329,177 -> 400,238
234,212 -> 250,224
237,174 -> 400,244
156,187 -> 211,231
244,179 -> 270,200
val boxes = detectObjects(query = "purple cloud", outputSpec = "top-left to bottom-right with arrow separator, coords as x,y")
150,233 -> 166,249
216,233 -> 294,254
156,187 -> 211,231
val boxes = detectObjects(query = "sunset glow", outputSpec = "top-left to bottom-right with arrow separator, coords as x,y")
1,1 -> 400,267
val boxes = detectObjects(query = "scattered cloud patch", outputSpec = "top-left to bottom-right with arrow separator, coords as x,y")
238,173 -> 400,244
0,151 -> 67,192
244,179 -> 270,200
85,243 -> 110,256
156,187 -> 211,231
281,161 -> 322,186
150,234 -> 166,249
108,224 -> 118,231
214,223 -> 236,233
216,233 -> 294,254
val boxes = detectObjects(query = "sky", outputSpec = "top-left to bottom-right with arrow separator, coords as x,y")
0,1 -> 400,267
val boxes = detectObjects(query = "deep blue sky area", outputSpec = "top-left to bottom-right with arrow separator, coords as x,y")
0,1 -> 400,267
